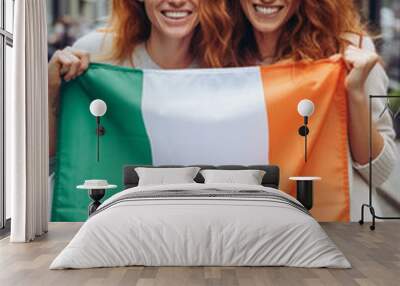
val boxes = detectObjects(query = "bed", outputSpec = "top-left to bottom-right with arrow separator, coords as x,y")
50,165 -> 350,269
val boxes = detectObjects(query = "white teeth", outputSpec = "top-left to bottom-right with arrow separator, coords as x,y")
163,11 -> 190,19
254,5 -> 281,15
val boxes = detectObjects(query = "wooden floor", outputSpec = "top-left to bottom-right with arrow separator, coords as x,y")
0,222 -> 399,286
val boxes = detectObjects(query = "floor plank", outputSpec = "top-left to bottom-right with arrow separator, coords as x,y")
0,222 -> 399,286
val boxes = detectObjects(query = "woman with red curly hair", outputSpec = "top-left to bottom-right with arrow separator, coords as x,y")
48,0 -> 232,156
232,0 -> 398,220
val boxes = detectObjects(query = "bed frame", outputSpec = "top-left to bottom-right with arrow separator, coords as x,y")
123,165 -> 280,190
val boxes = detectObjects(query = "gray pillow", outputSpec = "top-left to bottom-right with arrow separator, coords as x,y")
135,167 -> 201,186
200,169 -> 266,185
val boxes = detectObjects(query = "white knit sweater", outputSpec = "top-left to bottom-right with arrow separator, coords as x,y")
72,32 -> 399,221
345,35 -> 399,221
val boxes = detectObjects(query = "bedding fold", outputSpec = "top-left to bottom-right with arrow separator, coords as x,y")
50,183 -> 351,269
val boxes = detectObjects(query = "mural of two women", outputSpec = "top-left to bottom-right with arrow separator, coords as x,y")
47,0 -> 399,221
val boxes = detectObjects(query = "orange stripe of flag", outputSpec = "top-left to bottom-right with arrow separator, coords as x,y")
261,58 -> 350,221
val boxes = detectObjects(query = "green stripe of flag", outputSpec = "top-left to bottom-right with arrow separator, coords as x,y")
51,64 -> 152,222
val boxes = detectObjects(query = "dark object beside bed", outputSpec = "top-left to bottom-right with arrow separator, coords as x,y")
123,165 -> 280,190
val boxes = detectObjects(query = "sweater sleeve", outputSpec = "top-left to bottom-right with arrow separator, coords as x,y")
72,30 -> 114,63
351,36 -> 399,187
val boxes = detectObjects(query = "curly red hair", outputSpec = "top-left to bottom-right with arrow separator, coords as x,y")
231,0 -> 366,66
107,0 -> 233,68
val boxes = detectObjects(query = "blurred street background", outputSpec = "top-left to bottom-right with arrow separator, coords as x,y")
47,0 -> 109,59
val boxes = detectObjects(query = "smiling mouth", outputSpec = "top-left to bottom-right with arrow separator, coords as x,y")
161,10 -> 192,20
253,4 -> 284,16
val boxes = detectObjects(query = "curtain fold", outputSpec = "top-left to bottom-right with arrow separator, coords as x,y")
7,0 -> 49,242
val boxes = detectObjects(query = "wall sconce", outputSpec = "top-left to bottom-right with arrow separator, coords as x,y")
297,99 -> 315,163
89,99 -> 107,162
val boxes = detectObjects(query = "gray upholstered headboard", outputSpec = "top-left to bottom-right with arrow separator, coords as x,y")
123,165 -> 280,189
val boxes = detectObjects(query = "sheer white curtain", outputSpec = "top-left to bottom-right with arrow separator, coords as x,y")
6,0 -> 49,242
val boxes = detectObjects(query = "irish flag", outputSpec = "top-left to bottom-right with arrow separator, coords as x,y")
52,58 -> 349,222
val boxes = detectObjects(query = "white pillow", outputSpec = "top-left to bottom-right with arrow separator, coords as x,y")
200,169 -> 266,185
135,167 -> 201,186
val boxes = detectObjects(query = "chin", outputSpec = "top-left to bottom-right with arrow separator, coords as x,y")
244,1 -> 292,35
155,9 -> 199,41
252,22 -> 283,34
160,27 -> 195,39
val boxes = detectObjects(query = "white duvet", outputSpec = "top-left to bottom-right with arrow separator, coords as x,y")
50,183 -> 351,269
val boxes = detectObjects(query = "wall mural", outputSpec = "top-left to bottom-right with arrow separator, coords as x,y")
52,60 -> 350,222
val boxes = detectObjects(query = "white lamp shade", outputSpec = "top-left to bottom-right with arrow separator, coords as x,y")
297,99 -> 315,117
90,99 -> 107,117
